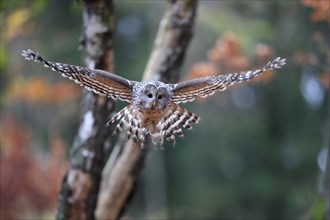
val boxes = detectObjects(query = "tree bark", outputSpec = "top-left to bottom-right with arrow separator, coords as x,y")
57,1 -> 115,220
95,1 -> 197,219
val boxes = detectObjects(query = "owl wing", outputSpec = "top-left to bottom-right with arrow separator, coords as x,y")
22,49 -> 133,102
171,57 -> 286,103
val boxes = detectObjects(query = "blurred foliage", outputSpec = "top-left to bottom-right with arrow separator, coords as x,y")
0,113 -> 68,219
302,0 -> 330,23
187,33 -> 276,81
0,0 -> 328,220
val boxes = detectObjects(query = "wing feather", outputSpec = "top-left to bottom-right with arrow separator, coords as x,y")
22,49 -> 133,102
171,57 -> 286,103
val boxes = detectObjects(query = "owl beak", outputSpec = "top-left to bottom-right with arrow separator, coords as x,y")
152,100 -> 156,108
146,100 -> 156,109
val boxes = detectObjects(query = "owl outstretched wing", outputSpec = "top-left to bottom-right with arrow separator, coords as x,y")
171,57 -> 286,104
22,49 -> 134,102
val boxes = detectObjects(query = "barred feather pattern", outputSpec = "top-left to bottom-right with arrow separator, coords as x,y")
22,49 -> 133,102
106,105 -> 148,146
155,103 -> 200,145
106,104 -> 200,147
171,57 -> 286,103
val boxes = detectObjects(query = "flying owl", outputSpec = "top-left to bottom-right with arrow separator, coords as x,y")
22,49 -> 286,147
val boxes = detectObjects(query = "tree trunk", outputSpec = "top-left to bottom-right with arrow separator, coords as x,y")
56,1 -> 115,220
95,1 -> 197,219
56,0 -> 197,219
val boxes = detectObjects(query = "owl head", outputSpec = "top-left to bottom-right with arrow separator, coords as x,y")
133,82 -> 172,112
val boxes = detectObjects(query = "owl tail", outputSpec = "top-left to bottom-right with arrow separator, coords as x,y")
156,104 -> 200,145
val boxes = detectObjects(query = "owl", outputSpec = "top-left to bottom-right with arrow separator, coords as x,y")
22,49 -> 286,147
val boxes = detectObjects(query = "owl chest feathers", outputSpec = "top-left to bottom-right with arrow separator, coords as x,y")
138,108 -> 168,133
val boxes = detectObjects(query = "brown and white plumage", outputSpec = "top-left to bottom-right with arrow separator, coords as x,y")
170,57 -> 286,103
22,49 -> 286,147
22,49 -> 134,102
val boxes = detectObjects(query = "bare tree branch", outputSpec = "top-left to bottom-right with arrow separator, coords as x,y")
57,1 -> 115,220
95,1 -> 198,219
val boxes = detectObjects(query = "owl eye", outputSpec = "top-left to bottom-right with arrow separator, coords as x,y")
158,95 -> 162,100
147,93 -> 153,98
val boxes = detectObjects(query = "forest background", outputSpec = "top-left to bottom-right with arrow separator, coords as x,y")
0,0 -> 329,219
